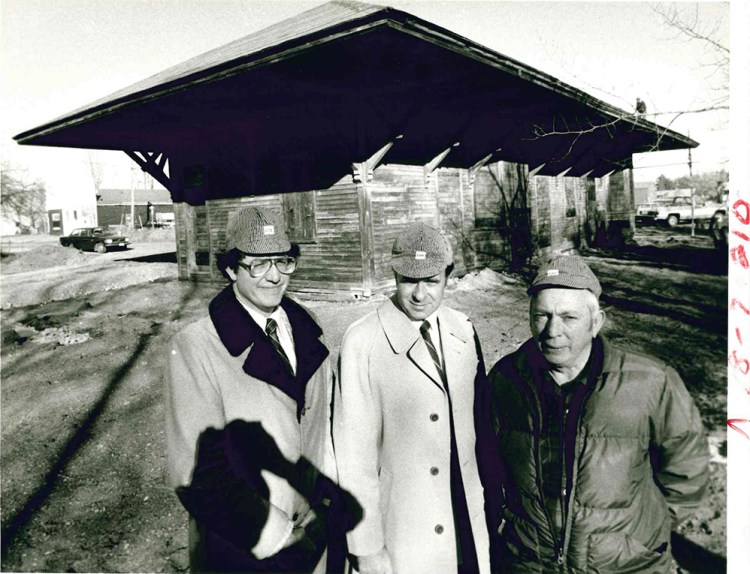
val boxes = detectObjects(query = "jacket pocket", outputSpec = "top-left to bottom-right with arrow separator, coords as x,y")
587,532 -> 669,573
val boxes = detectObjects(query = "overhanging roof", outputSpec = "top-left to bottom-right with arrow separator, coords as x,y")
15,0 -> 697,185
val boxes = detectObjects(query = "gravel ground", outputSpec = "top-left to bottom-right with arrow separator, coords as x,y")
0,227 -> 728,572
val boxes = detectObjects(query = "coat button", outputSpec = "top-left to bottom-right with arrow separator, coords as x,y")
430,466 -> 439,476
430,413 -> 439,421
435,524 -> 444,534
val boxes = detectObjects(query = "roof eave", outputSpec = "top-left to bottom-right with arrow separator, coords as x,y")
14,3 -> 696,154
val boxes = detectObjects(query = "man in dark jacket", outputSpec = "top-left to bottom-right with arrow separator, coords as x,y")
165,206 -> 343,572
488,254 -> 710,573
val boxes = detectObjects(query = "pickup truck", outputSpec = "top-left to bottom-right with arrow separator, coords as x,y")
643,197 -> 721,227
59,227 -> 130,253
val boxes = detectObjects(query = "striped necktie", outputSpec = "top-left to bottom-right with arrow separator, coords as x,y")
420,320 -> 446,383
265,318 -> 293,375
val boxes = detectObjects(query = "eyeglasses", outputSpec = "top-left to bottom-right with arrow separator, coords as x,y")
238,257 -> 297,278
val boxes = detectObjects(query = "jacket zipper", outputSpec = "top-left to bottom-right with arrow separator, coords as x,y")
528,376 -> 563,566
560,373 -> 601,566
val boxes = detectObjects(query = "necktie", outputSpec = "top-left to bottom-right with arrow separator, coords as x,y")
266,318 -> 293,375
420,320 -> 445,383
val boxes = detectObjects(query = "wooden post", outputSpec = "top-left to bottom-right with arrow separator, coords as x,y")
627,167 -> 636,233
356,163 -> 375,298
130,164 -> 136,230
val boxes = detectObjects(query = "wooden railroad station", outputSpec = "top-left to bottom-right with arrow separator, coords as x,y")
15,0 -> 697,297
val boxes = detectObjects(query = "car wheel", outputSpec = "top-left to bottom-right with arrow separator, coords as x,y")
666,215 -> 679,227
94,242 -> 107,254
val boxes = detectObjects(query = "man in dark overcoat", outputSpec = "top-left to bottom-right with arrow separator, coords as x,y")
165,206 -> 339,572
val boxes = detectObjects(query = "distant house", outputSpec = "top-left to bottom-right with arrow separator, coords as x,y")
47,206 -> 97,236
96,188 -> 173,228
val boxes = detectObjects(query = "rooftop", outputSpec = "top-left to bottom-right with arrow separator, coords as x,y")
15,0 -> 696,191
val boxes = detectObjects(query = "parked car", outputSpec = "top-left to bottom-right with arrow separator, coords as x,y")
59,227 -> 130,253
709,208 -> 729,249
645,197 -> 720,227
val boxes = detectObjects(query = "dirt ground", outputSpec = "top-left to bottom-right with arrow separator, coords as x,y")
1,226 -> 728,572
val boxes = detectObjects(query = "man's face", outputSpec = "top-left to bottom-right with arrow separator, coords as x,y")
395,271 -> 447,321
530,288 -> 604,370
228,255 -> 290,315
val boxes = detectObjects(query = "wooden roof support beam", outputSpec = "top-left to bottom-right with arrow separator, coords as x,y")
591,165 -> 618,179
468,153 -> 493,185
424,142 -> 459,183
528,163 -> 546,178
352,135 -> 403,183
124,150 -> 172,192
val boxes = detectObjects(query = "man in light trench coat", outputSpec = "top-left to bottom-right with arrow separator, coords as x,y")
333,222 -> 502,574
165,206 -> 342,572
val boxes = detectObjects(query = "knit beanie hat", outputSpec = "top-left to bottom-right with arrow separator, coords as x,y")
226,206 -> 292,254
528,254 -> 602,297
391,222 -> 453,279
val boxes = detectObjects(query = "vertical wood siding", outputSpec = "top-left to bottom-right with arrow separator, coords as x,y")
369,164 -> 438,292
173,159 -> 631,293
202,177 -> 365,295
529,174 -> 598,255
435,168 -> 466,276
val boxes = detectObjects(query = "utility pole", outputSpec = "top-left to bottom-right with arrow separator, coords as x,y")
688,144 -> 695,237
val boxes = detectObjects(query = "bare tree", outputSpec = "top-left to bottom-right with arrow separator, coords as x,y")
1,165 -> 48,232
650,2 -> 729,120
527,2 -> 728,162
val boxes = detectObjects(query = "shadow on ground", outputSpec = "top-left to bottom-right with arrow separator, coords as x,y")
0,282 -> 198,564
672,532 -> 727,573
595,243 -> 727,276
116,251 -> 177,264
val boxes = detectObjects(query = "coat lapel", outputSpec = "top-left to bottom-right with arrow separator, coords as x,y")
209,286 -> 329,418
437,307 -> 469,392
378,296 -> 444,392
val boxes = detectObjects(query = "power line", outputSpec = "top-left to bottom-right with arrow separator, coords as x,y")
632,159 -> 725,170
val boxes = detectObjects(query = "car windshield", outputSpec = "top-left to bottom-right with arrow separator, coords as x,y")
92,228 -> 105,235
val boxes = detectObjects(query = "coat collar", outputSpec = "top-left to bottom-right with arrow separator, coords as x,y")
378,296 -> 469,391
209,285 -> 329,417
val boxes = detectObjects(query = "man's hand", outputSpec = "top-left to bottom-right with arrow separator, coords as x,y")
355,548 -> 394,574
282,525 -> 308,549
282,509 -> 316,549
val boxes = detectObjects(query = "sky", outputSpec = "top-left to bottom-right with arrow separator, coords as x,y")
0,0 -> 736,208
